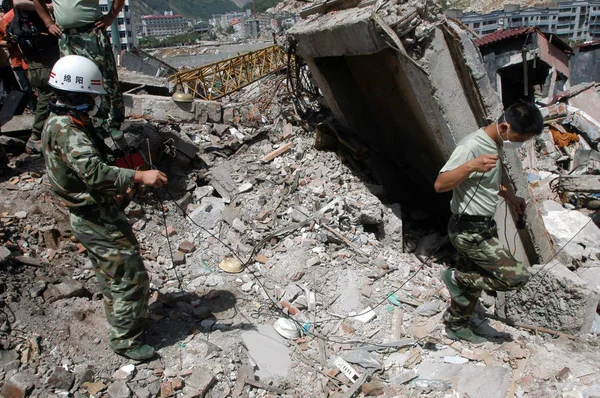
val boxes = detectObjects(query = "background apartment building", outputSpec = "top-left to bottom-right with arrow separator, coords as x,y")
209,11 -> 252,30
99,0 -> 136,51
141,11 -> 189,37
448,1 -> 600,42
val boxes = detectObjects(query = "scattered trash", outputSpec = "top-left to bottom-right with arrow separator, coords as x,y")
344,349 -> 383,370
443,356 -> 469,365
352,307 -> 377,323
218,257 -> 243,273
273,318 -> 300,339
333,357 -> 361,383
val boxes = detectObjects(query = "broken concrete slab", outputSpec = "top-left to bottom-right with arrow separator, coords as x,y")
241,324 -> 292,381
566,105 -> 600,143
0,115 -> 34,135
123,94 -> 222,124
498,261 -> 599,333
415,362 -> 510,398
540,200 -> 600,257
189,197 -> 226,230
43,279 -> 91,303
185,367 -> 215,396
208,163 -> 236,203
106,380 -> 131,398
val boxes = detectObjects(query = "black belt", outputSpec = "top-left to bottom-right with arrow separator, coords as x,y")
65,23 -> 98,35
453,214 -> 494,222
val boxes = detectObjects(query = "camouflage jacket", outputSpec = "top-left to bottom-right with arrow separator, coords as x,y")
42,113 -> 135,207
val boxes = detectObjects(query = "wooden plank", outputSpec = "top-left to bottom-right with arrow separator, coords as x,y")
262,142 -> 293,162
391,307 -> 404,340
557,175 -> 600,193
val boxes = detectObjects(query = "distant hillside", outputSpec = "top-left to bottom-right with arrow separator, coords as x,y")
232,0 -> 253,9
133,0 -> 242,20
242,0 -> 280,13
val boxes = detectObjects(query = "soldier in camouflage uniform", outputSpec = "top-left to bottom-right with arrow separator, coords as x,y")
42,55 -> 167,360
33,0 -> 124,136
13,0 -> 60,153
434,102 -> 544,343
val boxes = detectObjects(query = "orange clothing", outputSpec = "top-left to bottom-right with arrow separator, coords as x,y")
0,10 -> 28,70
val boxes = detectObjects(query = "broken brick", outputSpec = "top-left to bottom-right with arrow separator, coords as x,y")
255,208 -> 269,221
178,240 -> 196,253
362,380 -> 384,396
255,253 -> 269,263
162,226 -> 177,237
172,377 -> 184,391
42,228 -> 60,250
160,381 -> 174,398
262,142 -> 293,162
341,323 -> 355,334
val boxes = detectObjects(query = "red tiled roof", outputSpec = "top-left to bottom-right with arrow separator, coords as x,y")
574,40 -> 600,50
473,27 -> 535,47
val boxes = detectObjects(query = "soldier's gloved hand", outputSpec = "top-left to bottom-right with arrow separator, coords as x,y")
134,170 -> 168,188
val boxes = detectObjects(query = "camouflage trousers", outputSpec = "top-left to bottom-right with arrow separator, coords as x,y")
24,48 -> 60,138
69,201 -> 150,352
26,64 -> 56,138
443,215 -> 530,326
59,28 -> 124,130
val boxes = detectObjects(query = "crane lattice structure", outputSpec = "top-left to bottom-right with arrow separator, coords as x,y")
168,44 -> 288,101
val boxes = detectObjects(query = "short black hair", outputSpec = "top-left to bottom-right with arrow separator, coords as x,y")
1,0 -> 12,12
500,102 -> 544,136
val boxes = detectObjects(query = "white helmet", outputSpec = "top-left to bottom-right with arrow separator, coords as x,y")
48,55 -> 107,95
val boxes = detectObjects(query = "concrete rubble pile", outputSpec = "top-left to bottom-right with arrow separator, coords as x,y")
0,86 -> 600,398
2,4 -> 600,398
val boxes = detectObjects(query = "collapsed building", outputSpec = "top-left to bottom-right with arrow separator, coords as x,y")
3,0 -> 600,397
286,0 -> 600,328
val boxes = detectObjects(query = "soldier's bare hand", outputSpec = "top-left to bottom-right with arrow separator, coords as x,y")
47,22 -> 62,37
95,14 -> 117,30
135,170 -> 168,188
511,196 -> 527,214
469,154 -> 499,173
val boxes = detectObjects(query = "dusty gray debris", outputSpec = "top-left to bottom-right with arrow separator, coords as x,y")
43,279 -> 90,303
185,367 -> 216,395
415,362 -> 510,398
359,200 -> 383,225
106,380 -> 131,398
47,366 -> 75,390
0,246 -> 13,264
